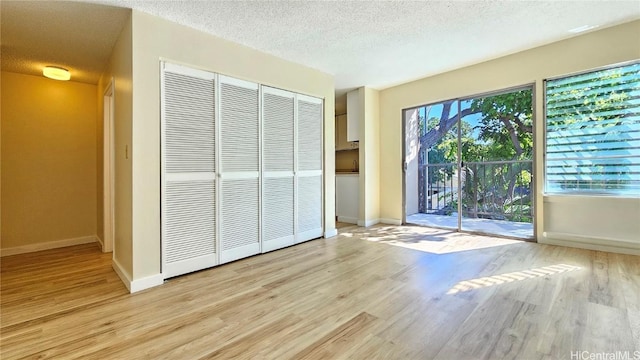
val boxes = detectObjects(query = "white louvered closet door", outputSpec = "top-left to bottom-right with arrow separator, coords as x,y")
161,63 -> 217,278
261,87 -> 295,252
219,76 -> 261,263
296,95 -> 324,243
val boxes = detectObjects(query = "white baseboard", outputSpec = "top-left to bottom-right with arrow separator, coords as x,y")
112,257 -> 132,292
357,219 -> 380,227
541,231 -> 640,256
324,228 -> 338,238
1,235 -> 98,257
380,218 -> 402,225
337,216 -> 358,224
112,257 -> 164,293
130,273 -> 164,293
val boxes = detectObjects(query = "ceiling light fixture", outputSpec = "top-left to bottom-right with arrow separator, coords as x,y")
43,66 -> 71,81
568,25 -> 599,34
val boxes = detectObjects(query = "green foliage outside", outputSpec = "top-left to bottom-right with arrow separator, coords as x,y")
417,64 -> 638,222
418,89 -> 534,222
546,64 -> 638,192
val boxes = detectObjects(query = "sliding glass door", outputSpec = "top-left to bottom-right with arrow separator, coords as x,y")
458,90 -> 533,238
404,86 -> 534,239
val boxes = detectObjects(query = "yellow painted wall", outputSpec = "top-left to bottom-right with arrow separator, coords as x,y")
98,13 -> 133,276
379,20 -> 640,253
129,11 -> 335,280
96,82 -> 103,243
1,71 -> 97,249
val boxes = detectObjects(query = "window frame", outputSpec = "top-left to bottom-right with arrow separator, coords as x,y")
543,59 -> 640,197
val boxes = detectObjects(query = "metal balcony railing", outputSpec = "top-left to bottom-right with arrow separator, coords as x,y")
418,160 -> 533,223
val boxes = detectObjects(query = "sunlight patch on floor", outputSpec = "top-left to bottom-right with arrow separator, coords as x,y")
343,225 -> 523,255
446,263 -> 582,295
406,213 -> 534,239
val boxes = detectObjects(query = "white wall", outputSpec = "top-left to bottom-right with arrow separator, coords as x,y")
379,20 -> 640,254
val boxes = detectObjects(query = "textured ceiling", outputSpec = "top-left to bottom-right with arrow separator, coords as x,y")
1,1 -> 129,84
2,1 -> 639,90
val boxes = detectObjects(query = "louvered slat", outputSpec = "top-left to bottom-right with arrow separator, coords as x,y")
263,177 -> 294,242
161,63 -> 217,278
296,95 -> 323,243
297,175 -> 322,234
261,88 -> 295,252
221,178 -> 259,250
297,99 -> 323,171
220,82 -> 259,172
263,91 -> 294,171
219,77 -> 261,263
164,72 -> 215,173
165,181 -> 216,262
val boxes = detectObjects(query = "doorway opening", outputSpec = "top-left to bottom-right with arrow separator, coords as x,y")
403,86 -> 535,240
102,79 -> 115,253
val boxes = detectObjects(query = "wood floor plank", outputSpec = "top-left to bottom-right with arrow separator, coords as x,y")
1,224 -> 638,359
293,311 -> 379,360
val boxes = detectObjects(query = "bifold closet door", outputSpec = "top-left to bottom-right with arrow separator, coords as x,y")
261,87 -> 295,252
161,63 -> 217,278
296,95 -> 324,243
219,76 -> 261,263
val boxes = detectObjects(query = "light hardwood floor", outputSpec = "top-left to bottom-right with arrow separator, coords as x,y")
1,224 -> 639,359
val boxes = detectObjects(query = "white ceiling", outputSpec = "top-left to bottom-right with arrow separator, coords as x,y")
2,1 -> 639,93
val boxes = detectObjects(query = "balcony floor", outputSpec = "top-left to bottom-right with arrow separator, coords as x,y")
406,213 -> 533,239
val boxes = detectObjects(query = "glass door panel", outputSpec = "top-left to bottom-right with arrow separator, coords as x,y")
405,100 -> 460,230
459,89 -> 534,238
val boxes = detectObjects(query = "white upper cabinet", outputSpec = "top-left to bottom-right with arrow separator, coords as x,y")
335,114 -> 359,151
346,89 -> 360,142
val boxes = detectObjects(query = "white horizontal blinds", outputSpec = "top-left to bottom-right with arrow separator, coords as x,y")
262,87 -> 295,252
546,62 -> 640,195
219,76 -> 261,263
161,63 -> 217,278
296,95 -> 324,242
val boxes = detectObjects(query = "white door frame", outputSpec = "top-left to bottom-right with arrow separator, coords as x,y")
103,79 -> 115,253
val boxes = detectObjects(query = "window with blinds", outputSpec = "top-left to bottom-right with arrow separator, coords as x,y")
545,62 -> 640,196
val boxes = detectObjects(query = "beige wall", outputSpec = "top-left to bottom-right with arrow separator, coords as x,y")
379,20 -> 640,253
1,71 -> 97,249
129,11 -> 335,280
358,87 -> 380,225
98,13 -> 133,276
543,196 -> 640,253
